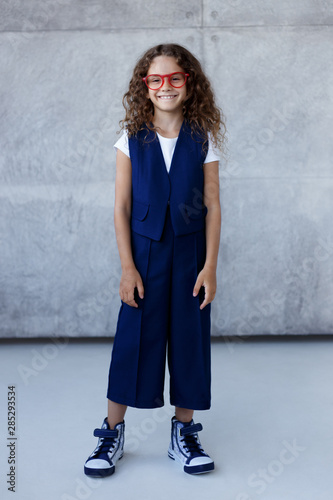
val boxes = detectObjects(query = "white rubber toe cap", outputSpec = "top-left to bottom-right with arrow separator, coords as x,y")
184,456 -> 214,474
85,458 -> 112,470
188,456 -> 213,467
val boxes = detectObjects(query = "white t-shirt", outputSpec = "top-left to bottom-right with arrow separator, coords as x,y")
114,130 -> 220,172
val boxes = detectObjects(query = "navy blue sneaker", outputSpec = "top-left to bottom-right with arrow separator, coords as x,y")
168,417 -> 214,474
84,418 -> 125,477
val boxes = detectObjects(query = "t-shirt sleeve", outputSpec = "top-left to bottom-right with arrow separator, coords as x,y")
204,133 -> 220,164
114,130 -> 130,158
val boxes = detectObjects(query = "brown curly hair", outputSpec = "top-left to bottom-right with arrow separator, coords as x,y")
120,43 -> 227,153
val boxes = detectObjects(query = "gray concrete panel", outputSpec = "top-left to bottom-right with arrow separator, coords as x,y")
0,195 -> 120,338
0,0 -> 202,31
204,0 -> 333,26
204,27 -> 333,179
213,178 -> 333,336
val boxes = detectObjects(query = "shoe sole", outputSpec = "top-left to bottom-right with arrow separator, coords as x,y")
84,465 -> 115,478
168,449 -> 214,475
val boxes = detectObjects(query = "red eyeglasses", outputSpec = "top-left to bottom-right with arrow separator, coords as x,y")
142,72 -> 189,90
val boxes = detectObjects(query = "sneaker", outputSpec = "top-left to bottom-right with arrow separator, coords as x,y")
168,416 -> 214,474
84,418 -> 125,477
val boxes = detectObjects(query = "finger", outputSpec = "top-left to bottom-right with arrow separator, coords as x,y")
200,293 -> 212,309
123,290 -> 135,307
200,295 -> 211,310
127,298 -> 138,308
136,279 -> 145,299
200,299 -> 208,310
200,289 -> 216,310
120,290 -> 127,303
198,283 -> 208,309
199,286 -> 208,309
126,290 -> 138,308
193,276 -> 203,297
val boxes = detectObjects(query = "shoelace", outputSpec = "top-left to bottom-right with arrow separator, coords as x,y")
93,437 -> 116,457
181,434 -> 206,457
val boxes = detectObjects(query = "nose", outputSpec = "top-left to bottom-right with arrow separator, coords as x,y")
160,77 -> 172,91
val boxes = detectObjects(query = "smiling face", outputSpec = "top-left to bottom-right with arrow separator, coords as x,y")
145,56 -> 187,116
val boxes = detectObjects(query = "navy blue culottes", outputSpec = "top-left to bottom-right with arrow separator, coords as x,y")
107,206 -> 211,410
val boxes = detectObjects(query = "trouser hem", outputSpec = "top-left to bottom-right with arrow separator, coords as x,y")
107,393 -> 211,410
107,392 -> 165,409
170,399 -> 211,411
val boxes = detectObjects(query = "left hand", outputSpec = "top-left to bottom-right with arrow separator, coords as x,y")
193,266 -> 217,310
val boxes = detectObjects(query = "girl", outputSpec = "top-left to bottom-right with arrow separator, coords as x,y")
84,43 -> 226,477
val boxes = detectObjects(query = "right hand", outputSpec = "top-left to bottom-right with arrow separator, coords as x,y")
119,267 -> 144,308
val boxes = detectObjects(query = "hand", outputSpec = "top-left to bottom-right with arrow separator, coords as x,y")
193,266 -> 217,310
119,267 -> 144,308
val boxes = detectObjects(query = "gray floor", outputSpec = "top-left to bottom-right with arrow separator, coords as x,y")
0,336 -> 332,500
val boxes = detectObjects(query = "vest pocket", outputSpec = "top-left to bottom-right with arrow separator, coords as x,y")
131,200 -> 150,221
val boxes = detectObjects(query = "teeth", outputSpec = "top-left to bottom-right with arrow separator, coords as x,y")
158,95 -> 176,99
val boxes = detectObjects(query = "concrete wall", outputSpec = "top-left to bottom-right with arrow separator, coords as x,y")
0,0 -> 332,338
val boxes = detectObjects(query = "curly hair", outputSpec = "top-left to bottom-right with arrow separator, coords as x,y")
120,43 -> 227,154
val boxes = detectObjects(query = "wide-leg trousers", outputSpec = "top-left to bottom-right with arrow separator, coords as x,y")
107,206 -> 211,410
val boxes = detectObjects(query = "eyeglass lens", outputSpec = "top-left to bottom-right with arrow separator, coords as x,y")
146,73 -> 186,89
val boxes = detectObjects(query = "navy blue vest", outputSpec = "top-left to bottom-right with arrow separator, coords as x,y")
128,121 -> 208,241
